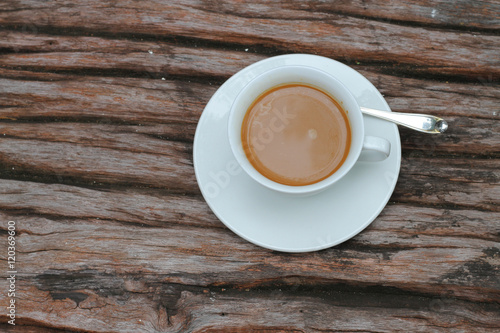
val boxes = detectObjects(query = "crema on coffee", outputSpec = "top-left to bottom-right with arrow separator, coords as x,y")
241,84 -> 351,186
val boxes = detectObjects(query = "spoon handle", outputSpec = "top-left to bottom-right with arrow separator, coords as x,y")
360,107 -> 448,134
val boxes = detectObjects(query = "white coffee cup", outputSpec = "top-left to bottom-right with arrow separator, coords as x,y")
228,65 -> 390,195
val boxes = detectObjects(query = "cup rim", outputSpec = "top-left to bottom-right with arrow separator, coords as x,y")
228,65 -> 364,195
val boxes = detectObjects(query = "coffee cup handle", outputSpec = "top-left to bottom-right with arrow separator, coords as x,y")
359,136 -> 391,162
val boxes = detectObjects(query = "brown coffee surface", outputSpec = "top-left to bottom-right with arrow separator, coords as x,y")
241,84 -> 351,186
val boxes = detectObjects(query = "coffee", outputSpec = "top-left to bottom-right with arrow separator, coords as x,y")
241,84 -> 351,186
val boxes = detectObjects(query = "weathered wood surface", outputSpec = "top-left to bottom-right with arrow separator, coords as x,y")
0,0 -> 499,332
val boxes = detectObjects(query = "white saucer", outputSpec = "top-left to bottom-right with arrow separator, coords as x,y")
193,54 -> 401,252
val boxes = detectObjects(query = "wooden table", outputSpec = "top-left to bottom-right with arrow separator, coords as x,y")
1,1 -> 499,332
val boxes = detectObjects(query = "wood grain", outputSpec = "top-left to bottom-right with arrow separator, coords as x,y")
0,1 -> 499,79
0,0 -> 499,331
1,284 -> 499,333
0,181 -> 498,301
1,200 -> 499,331
0,68 -> 497,155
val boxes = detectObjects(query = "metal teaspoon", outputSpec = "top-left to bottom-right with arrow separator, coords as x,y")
360,107 -> 448,134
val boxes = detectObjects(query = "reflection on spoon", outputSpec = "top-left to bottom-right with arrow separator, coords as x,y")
360,107 -> 448,134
